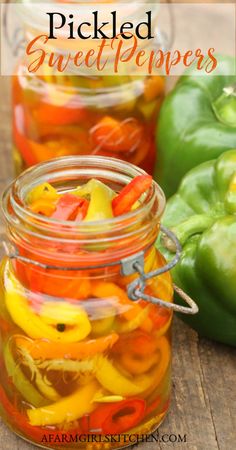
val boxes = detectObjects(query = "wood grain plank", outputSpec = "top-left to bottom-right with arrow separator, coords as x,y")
198,339 -> 236,450
152,319 -> 220,450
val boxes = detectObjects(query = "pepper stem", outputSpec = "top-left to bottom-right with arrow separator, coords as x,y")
212,85 -> 236,128
162,215 -> 214,251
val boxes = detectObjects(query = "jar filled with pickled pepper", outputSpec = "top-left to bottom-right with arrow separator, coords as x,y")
10,0 -> 165,175
13,70 -> 164,175
0,156 -> 198,449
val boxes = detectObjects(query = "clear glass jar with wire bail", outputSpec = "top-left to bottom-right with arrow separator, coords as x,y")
0,156 -> 197,449
7,0 -> 165,174
13,70 -> 165,175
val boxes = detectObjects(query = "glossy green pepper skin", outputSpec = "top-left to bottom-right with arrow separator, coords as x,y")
155,57 -> 236,198
159,150 -> 236,346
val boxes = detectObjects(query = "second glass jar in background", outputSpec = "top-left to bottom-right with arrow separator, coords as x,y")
13,70 -> 165,174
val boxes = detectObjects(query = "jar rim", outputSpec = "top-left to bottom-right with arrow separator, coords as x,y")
2,156 -> 165,266
17,65 -> 147,107
2,156 -> 165,237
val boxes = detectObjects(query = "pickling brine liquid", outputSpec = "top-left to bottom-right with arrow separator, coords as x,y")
0,249 -> 172,450
0,156 -> 172,449
13,70 -> 165,175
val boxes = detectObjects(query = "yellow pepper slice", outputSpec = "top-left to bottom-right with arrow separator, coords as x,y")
36,357 -> 96,373
27,380 -> 99,426
3,342 -> 48,407
19,347 -> 60,402
75,179 -> 115,221
85,181 -> 113,221
95,336 -> 170,397
26,182 -> 59,205
92,392 -> 124,403
5,267 -> 91,342
39,301 -> 89,326
91,304 -> 116,337
116,305 -> 152,334
76,179 -> 115,200
154,314 -> 172,339
40,65 -> 76,105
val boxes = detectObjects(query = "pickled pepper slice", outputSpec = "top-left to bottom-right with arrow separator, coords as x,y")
14,333 -> 119,360
5,269 -> 91,342
27,381 -> 99,427
29,199 -> 56,216
91,116 -> 143,153
81,398 -> 146,434
51,193 -> 88,220
112,175 -> 152,216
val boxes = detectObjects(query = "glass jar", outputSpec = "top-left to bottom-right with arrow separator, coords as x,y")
4,0 -> 167,174
13,70 -> 165,175
0,156 -> 172,449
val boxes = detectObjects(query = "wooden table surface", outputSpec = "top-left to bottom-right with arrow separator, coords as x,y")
0,58 -> 236,450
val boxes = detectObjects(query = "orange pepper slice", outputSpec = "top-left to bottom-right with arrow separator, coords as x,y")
32,96 -> 87,126
14,124 -> 91,166
14,332 -> 119,360
113,330 -> 158,356
91,116 -> 143,153
91,281 -> 152,332
119,351 -> 159,375
143,76 -> 165,102
29,199 -> 56,216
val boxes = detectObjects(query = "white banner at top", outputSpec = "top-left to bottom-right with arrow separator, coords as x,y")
1,2 -> 235,76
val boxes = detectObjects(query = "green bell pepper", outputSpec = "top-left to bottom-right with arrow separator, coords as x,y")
155,56 -> 236,198
159,150 -> 236,346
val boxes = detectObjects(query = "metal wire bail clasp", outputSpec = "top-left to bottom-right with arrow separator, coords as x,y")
120,225 -> 199,315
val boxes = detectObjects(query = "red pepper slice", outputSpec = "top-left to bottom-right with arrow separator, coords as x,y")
28,267 -> 91,300
91,116 -> 143,153
51,194 -> 88,221
13,244 -> 91,300
75,198 -> 89,221
112,175 -> 152,216
81,398 -> 146,434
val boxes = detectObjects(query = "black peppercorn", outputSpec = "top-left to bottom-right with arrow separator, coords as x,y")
57,323 -> 66,332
